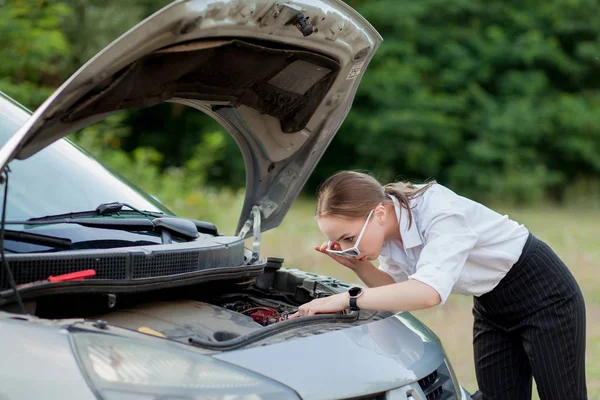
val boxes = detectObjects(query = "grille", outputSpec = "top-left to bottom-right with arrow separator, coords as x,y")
0,252 -> 128,289
130,244 -> 241,278
418,362 -> 457,400
1,237 -> 245,290
131,251 -> 201,278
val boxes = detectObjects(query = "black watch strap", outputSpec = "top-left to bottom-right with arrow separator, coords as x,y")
349,297 -> 360,311
348,286 -> 362,311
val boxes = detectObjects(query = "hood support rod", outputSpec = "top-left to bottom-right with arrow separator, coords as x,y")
239,205 -> 261,263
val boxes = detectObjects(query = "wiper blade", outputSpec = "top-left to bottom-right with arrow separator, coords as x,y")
4,230 -> 72,248
5,200 -> 218,238
25,202 -> 163,222
9,217 -> 156,230
7,214 -> 217,236
4,218 -> 208,241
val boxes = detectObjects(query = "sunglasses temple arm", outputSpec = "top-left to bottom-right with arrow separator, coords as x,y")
354,210 -> 374,248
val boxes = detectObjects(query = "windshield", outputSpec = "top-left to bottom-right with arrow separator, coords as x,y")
0,93 -> 171,220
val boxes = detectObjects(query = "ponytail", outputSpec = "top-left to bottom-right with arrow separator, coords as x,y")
383,181 -> 436,228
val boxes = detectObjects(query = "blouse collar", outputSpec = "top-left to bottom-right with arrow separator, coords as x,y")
380,194 -> 422,257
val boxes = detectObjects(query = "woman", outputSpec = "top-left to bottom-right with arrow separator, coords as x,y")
291,170 -> 587,400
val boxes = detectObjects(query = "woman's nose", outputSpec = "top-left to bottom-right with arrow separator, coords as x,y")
332,241 -> 348,251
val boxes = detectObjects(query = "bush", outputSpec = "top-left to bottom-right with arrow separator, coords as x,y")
4,0 -> 600,206
308,0 -> 600,205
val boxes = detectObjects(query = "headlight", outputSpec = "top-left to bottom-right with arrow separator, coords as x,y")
70,332 -> 299,400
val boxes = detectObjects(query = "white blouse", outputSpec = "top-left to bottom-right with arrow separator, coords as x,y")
378,184 -> 529,304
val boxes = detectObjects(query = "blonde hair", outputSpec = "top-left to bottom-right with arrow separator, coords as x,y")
315,171 -> 436,228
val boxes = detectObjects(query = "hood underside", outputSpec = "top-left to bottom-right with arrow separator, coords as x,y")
0,0 -> 382,237
62,39 -> 340,134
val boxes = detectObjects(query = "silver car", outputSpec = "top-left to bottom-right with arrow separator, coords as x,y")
0,0 -> 478,399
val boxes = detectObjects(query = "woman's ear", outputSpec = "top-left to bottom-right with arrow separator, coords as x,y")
374,203 -> 387,223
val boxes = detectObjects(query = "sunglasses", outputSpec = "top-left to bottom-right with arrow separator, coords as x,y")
326,209 -> 374,258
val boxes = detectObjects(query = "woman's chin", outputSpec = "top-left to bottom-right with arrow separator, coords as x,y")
357,253 -> 378,262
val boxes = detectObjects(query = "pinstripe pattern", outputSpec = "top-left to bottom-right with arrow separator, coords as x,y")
472,234 -> 587,399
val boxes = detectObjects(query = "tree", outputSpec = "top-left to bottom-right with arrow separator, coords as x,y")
0,0 -> 71,108
308,0 -> 600,204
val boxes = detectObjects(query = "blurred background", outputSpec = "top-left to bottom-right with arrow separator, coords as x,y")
1,0 -> 599,397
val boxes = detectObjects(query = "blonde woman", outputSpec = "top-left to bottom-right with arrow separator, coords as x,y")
291,170 -> 587,400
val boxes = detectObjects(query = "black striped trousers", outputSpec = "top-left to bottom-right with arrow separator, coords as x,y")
472,233 -> 587,399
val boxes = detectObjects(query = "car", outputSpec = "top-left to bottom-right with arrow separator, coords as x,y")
0,0 -> 479,399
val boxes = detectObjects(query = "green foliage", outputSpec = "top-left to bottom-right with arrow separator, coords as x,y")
3,0 -> 600,205
121,103 -> 245,188
71,115 -> 242,228
61,0 -> 171,71
0,0 -> 71,107
308,0 -> 600,204
0,0 -> 172,107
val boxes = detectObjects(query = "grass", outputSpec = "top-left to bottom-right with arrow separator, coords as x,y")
203,195 -> 599,398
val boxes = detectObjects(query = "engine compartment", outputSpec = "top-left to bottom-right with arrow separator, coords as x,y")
86,293 -> 301,345
11,259 -> 389,349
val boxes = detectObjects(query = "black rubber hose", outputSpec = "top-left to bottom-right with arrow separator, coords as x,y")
188,311 -> 359,350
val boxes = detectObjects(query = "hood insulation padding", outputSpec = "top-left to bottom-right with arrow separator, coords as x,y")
63,39 -> 340,133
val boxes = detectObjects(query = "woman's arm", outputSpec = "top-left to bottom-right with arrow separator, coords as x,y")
352,261 -> 396,287
290,280 -> 441,318
355,279 -> 441,311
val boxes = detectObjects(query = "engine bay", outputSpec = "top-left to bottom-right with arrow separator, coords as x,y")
7,259 -> 390,349
85,295 -> 300,345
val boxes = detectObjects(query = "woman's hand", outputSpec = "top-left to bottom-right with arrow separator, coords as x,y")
315,241 -> 396,288
289,280 -> 441,319
315,241 -> 363,270
288,293 -> 348,318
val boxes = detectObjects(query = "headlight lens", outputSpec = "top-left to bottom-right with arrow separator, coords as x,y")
71,333 -> 299,400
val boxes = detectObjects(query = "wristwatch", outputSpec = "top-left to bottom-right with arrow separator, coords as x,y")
348,286 -> 364,311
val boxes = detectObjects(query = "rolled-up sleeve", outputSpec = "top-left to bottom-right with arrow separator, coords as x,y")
408,210 -> 479,304
378,256 -> 409,283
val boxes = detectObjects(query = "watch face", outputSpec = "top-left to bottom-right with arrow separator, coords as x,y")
348,286 -> 362,297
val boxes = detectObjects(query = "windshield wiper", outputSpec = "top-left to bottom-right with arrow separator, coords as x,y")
4,230 -> 72,248
9,217 -> 157,230
4,217 -> 209,241
5,202 -> 166,229
4,202 -> 218,237
24,202 -> 164,222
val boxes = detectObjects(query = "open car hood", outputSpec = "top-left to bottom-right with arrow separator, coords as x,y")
0,0 -> 381,236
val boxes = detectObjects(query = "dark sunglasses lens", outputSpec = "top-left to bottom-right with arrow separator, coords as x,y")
346,249 -> 359,257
